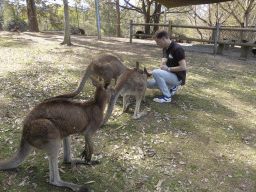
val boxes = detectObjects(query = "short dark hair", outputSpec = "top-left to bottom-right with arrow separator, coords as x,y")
153,29 -> 169,39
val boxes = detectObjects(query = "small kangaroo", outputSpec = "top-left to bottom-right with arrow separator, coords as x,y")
10,26 -> 21,32
101,62 -> 151,126
52,54 -> 128,99
0,79 -> 112,192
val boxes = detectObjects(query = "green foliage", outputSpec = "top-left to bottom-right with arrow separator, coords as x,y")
1,0 -> 256,38
100,3 -> 117,36
2,1 -> 27,30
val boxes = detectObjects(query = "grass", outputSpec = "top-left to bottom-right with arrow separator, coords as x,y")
0,31 -> 256,192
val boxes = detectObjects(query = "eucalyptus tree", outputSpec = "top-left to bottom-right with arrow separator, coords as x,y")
187,0 -> 256,40
121,0 -> 192,34
219,0 -> 256,27
61,0 -> 71,45
26,0 -> 39,31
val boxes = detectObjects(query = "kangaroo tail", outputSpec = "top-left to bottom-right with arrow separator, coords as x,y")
0,138 -> 33,170
45,66 -> 93,100
101,88 -> 123,127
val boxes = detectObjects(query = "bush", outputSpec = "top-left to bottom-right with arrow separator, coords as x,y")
6,20 -> 28,31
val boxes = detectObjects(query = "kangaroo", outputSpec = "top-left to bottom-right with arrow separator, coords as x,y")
101,62 -> 151,126
0,79 -> 112,192
51,54 -> 128,99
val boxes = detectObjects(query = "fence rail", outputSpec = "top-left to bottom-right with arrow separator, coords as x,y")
129,20 -> 256,58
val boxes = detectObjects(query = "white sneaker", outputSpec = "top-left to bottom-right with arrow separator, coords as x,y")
153,95 -> 171,103
170,86 -> 179,96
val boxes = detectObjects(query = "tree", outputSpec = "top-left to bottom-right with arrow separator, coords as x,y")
187,1 -> 256,40
121,0 -> 192,34
116,0 -> 121,37
219,0 -> 256,27
74,0 -> 82,28
122,0 -> 154,34
152,2 -> 161,33
62,0 -> 72,45
26,0 -> 39,32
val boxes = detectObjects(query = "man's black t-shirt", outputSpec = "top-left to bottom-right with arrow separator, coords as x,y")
163,41 -> 186,85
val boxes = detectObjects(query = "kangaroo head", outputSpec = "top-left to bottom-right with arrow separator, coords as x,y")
90,76 -> 113,106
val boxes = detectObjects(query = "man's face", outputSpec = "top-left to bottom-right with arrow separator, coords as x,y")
154,37 -> 165,48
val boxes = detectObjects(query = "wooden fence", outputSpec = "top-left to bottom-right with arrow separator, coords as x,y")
129,20 -> 256,58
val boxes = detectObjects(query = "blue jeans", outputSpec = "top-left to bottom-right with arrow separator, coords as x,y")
147,69 -> 182,97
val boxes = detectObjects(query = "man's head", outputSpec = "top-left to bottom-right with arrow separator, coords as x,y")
153,29 -> 169,39
153,29 -> 171,48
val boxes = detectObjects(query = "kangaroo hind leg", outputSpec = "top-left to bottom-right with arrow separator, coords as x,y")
33,123 -> 89,191
47,139 -> 89,191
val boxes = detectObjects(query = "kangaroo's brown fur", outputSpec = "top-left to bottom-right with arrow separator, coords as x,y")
50,55 -> 128,99
0,80 -> 112,191
101,62 -> 151,126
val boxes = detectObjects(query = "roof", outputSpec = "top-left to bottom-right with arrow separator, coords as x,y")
155,0 -> 234,8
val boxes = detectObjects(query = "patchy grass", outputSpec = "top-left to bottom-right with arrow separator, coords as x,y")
0,31 -> 256,192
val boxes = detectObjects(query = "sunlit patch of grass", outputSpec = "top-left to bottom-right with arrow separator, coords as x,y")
0,37 -> 24,48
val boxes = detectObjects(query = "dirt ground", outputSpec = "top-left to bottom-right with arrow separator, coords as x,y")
0,31 -> 256,192
2,31 -> 256,64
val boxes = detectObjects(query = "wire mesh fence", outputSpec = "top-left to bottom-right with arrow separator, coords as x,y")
220,26 -> 256,41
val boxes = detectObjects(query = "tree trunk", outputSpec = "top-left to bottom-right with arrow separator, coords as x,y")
26,0 -> 39,32
76,3 -> 79,28
116,0 -> 121,37
244,0 -> 255,27
153,2 -> 161,33
144,15 -> 150,34
61,0 -> 72,46
142,0 -> 151,34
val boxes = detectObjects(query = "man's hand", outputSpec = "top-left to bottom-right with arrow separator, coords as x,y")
158,58 -> 168,68
160,64 -> 168,71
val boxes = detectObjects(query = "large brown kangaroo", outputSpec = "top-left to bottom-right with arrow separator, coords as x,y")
101,62 -> 151,126
52,54 -> 128,99
0,80 -> 112,192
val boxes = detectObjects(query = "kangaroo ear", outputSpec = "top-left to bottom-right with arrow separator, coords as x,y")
144,67 -> 152,77
134,62 -> 144,74
133,62 -> 139,71
136,61 -> 139,69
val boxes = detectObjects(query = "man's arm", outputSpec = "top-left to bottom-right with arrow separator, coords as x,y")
158,58 -> 168,67
160,59 -> 186,72
148,58 -> 168,75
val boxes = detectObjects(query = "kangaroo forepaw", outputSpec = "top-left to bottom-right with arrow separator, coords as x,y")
80,151 -> 92,164
79,150 -> 100,165
80,149 -> 88,160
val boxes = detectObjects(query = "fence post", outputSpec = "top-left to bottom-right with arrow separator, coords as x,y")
95,0 -> 101,40
130,20 -> 133,43
213,23 -> 220,56
168,21 -> 172,39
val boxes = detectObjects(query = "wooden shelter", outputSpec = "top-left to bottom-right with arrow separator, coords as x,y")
154,0 -> 234,8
